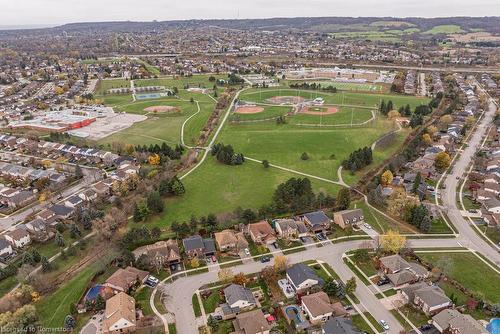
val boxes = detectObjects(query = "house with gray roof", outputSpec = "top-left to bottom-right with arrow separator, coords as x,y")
322,317 -> 362,334
301,211 -> 332,233
0,237 -> 13,259
286,263 -> 324,292
274,219 -> 308,239
182,235 -> 215,258
401,282 -> 451,315
432,309 -> 488,334
223,284 -> 256,310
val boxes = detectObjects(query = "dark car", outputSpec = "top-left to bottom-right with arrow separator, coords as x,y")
377,277 -> 390,286
420,324 -> 433,331
260,256 -> 270,263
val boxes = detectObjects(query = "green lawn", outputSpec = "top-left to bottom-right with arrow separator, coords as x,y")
288,107 -> 374,126
352,312 -> 384,333
149,156 -> 340,227
36,264 -> 98,327
0,276 -> 18,297
192,294 -> 202,317
285,80 -> 388,93
417,252 -> 500,303
95,79 -> 131,95
134,74 -> 228,89
202,290 -> 221,313
230,105 -> 291,121
134,287 -> 154,316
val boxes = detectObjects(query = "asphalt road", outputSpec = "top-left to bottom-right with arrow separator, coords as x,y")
439,86 -> 500,265
160,238 -> 461,334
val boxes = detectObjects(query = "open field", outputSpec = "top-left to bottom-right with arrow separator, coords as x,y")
134,74 -> 228,89
148,156 -> 341,227
95,79 -> 131,95
424,24 -> 464,35
417,252 -> 500,303
230,105 -> 291,121
219,116 -> 404,185
287,81 -> 388,92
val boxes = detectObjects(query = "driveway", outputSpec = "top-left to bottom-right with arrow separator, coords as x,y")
80,313 -> 103,334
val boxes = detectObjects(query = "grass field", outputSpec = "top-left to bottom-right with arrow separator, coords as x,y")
148,156 -> 341,227
424,25 -> 464,35
219,116 -> 403,185
289,107 -> 373,126
134,74 -> 228,89
417,252 -> 500,303
37,264 -> 98,327
95,79 -> 131,95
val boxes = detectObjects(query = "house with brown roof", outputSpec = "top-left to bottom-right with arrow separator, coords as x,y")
432,309 -> 488,334
401,282 -> 451,315
214,230 -> 248,253
301,291 -> 347,325
132,240 -> 181,268
231,309 -> 271,334
248,221 -> 276,245
104,266 -> 148,293
4,228 -> 31,248
274,219 -> 308,239
102,292 -> 137,334
379,254 -> 427,287
333,209 -> 364,229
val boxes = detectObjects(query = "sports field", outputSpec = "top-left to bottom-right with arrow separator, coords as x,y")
230,105 -> 291,121
240,88 -> 428,109
288,107 -> 373,126
287,80 -> 388,92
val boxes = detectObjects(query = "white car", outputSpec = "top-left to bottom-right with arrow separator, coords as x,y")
379,320 -> 390,330
364,223 -> 372,229
244,248 -> 250,255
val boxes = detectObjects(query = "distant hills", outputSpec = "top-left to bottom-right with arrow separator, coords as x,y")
1,16 -> 499,36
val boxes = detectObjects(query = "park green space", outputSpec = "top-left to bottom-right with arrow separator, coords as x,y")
417,252 -> 500,303
95,79 -> 130,95
134,74 -> 228,89
288,107 -> 373,126
148,156 -> 341,227
219,115 -> 406,185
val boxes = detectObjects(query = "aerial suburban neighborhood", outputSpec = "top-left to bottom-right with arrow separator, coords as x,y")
0,2 -> 498,334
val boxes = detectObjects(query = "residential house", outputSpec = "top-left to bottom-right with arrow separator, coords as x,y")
301,211 -> 332,233
333,209 -> 364,229
301,291 -> 347,325
231,309 -> 271,334
214,230 -> 248,253
93,181 -> 111,196
132,240 -> 181,268
79,189 -> 98,202
322,317 -> 362,334
0,237 -> 14,258
47,204 -> 74,219
482,198 -> 500,214
104,266 -> 148,293
379,255 -> 426,287
248,221 -> 276,245
24,218 -> 51,241
223,284 -> 256,310
4,229 -> 31,248
432,309 -> 488,334
65,195 -> 84,208
286,263 -> 324,293
274,219 -> 308,239
182,235 -> 216,258
102,292 -> 136,334
401,282 -> 452,315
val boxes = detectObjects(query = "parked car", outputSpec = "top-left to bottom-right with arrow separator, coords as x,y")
316,233 -> 324,240
260,256 -> 270,263
344,305 -> 353,311
244,248 -> 250,256
299,237 -> 307,243
377,277 -> 390,286
379,320 -> 390,330
212,255 -> 217,262
213,315 -> 223,321
364,223 -> 372,229
420,324 -> 433,330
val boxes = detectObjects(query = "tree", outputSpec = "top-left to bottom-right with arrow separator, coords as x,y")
218,268 -> 234,283
323,277 -> 340,297
69,224 -> 81,239
190,257 -> 200,268
147,191 -> 164,214
64,314 -> 76,329
148,153 -> 161,165
55,232 -> 65,247
345,277 -> 357,295
274,255 -> 289,273
300,152 -> 309,160
440,114 -> 453,126
337,188 -> 350,210
75,164 -> 83,179
41,256 -> 52,272
426,125 -> 438,136
94,295 -> 105,310
434,152 -> 451,171
233,272 -> 248,286
380,230 -> 406,254
422,133 -> 433,145
412,172 -> 422,194
387,110 -> 400,119
262,160 -> 270,168
380,170 -> 393,186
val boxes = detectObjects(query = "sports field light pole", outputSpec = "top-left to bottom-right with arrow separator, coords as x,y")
351,107 -> 353,127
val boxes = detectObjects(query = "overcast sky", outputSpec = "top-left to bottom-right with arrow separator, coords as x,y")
1,0 -> 499,27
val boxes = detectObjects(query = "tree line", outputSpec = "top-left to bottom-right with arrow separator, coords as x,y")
289,82 -> 338,93
212,143 -> 245,165
342,147 -> 373,173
